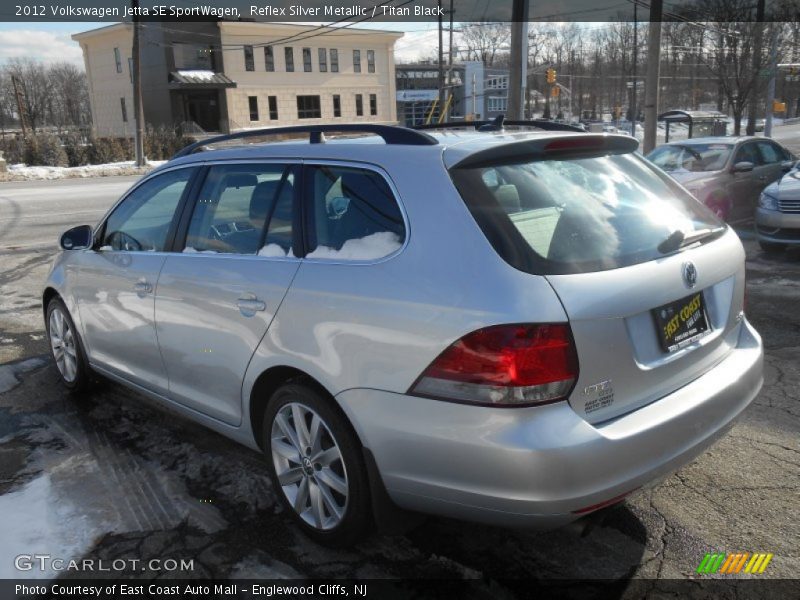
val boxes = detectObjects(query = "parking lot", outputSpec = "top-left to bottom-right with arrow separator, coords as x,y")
0,174 -> 798,589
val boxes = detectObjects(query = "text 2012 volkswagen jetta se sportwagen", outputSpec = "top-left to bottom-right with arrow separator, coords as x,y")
43,124 -> 763,545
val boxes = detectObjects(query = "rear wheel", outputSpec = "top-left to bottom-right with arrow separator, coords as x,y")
759,240 -> 787,253
263,383 -> 371,546
46,298 -> 90,392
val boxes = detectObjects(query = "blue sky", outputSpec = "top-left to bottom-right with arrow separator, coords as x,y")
0,21 -> 441,65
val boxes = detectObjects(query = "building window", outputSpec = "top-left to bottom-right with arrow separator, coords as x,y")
367,50 -> 375,73
248,96 -> 259,121
302,48 -> 312,72
120,97 -> 127,122
355,94 -> 363,116
332,95 -> 341,117
128,57 -> 133,83
330,49 -> 339,73
369,93 -> 377,116
297,95 -> 321,119
486,76 -> 508,90
264,46 -> 274,72
487,96 -> 507,112
285,47 -> 294,72
268,96 -> 278,120
244,45 -> 255,71
114,47 -> 122,73
353,49 -> 361,73
318,48 -> 327,73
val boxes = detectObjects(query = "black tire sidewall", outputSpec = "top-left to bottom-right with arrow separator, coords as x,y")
759,240 -> 787,253
262,383 -> 370,546
46,298 -> 90,392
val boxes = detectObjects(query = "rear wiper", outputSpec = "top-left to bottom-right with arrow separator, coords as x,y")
657,227 -> 725,254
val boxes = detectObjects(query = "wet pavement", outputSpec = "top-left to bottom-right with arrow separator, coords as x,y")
0,176 -> 798,591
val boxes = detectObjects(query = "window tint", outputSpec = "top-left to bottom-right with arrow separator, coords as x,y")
264,46 -> 274,71
285,47 -> 294,72
306,165 -> 405,261
102,168 -> 194,252
450,153 -> 723,275
297,95 -> 321,119
756,141 -> 784,164
734,143 -> 762,165
184,164 -> 294,256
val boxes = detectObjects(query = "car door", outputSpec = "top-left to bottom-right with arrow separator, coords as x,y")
154,162 -> 300,425
728,141 -> 764,220
755,140 -> 789,189
75,166 -> 198,393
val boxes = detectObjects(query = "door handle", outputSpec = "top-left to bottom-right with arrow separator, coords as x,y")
237,293 -> 266,315
133,279 -> 153,294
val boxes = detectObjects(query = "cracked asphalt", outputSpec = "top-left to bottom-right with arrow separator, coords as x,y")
0,176 -> 798,594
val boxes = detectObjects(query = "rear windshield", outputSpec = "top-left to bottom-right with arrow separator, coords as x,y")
647,143 -> 732,173
450,152 -> 724,275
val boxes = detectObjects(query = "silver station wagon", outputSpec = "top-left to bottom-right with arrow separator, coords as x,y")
44,122 -> 763,545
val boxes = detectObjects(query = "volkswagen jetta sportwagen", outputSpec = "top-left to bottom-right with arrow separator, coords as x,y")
44,123 -> 763,545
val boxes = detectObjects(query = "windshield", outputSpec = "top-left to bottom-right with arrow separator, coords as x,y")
646,143 -> 732,173
449,152 -> 724,275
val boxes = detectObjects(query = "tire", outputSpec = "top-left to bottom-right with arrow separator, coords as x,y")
759,240 -> 787,253
263,383 -> 371,546
45,297 -> 91,392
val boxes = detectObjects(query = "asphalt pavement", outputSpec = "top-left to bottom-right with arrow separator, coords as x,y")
0,172 -> 798,594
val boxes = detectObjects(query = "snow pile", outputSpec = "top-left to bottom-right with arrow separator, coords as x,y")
183,247 -> 219,254
306,231 -> 402,261
257,244 -> 292,258
177,70 -> 217,81
6,160 -> 166,181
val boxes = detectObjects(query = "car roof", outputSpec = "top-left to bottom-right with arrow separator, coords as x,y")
162,128 -> 624,173
662,136 -> 751,146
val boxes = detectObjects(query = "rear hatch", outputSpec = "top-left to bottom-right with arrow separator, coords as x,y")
448,134 -> 746,423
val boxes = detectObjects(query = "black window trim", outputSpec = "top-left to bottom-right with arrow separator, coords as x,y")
172,160 -> 304,260
92,165 -> 204,253
298,160 -> 409,264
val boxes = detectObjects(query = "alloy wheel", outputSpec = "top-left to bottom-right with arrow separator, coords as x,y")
49,307 -> 77,383
270,402 -> 349,530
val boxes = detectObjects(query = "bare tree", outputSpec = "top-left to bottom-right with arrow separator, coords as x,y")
459,23 -> 511,66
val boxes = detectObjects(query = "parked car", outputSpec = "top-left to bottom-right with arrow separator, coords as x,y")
755,160 -> 800,252
44,124 -> 763,545
646,136 -> 795,221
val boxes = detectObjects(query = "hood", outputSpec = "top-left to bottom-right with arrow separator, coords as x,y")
771,169 -> 800,200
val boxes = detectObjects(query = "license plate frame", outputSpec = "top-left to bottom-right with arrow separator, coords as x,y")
652,292 -> 710,353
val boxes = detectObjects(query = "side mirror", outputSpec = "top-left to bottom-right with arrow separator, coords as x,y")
732,161 -> 754,173
60,225 -> 93,251
781,160 -> 797,173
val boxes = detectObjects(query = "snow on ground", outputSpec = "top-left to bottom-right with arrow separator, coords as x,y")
3,160 -> 166,181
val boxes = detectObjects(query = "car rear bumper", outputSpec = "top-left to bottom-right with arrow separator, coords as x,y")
755,208 -> 800,244
336,319 -> 763,529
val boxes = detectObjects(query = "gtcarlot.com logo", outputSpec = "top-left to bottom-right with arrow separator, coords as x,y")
696,552 -> 773,575
15,554 -> 194,573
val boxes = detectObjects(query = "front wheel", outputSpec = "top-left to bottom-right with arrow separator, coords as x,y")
263,383 -> 371,546
46,298 -> 91,392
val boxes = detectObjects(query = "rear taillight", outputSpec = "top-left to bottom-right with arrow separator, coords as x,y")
409,324 -> 579,406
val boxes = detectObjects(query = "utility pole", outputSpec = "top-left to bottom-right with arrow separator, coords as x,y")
472,72 -> 476,119
11,74 -> 28,137
643,0 -> 663,155
132,0 -> 145,166
437,0 -> 444,121
630,2 -> 638,137
446,0 -> 453,122
508,0 -> 528,119
746,0 -> 766,136
764,29 -> 778,138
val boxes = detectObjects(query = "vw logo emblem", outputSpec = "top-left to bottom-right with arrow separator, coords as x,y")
683,261 -> 698,288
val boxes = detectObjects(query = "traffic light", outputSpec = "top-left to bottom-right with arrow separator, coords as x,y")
546,68 -> 556,84
551,86 -> 560,98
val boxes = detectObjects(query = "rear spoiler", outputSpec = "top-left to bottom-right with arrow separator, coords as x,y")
450,134 -> 640,169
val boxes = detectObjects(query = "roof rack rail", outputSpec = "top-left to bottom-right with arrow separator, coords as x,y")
413,117 -> 585,133
172,124 -> 438,159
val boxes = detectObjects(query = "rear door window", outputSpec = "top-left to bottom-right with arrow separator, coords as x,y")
734,142 -> 762,165
450,152 -> 723,275
304,165 -> 405,261
183,164 -> 295,256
